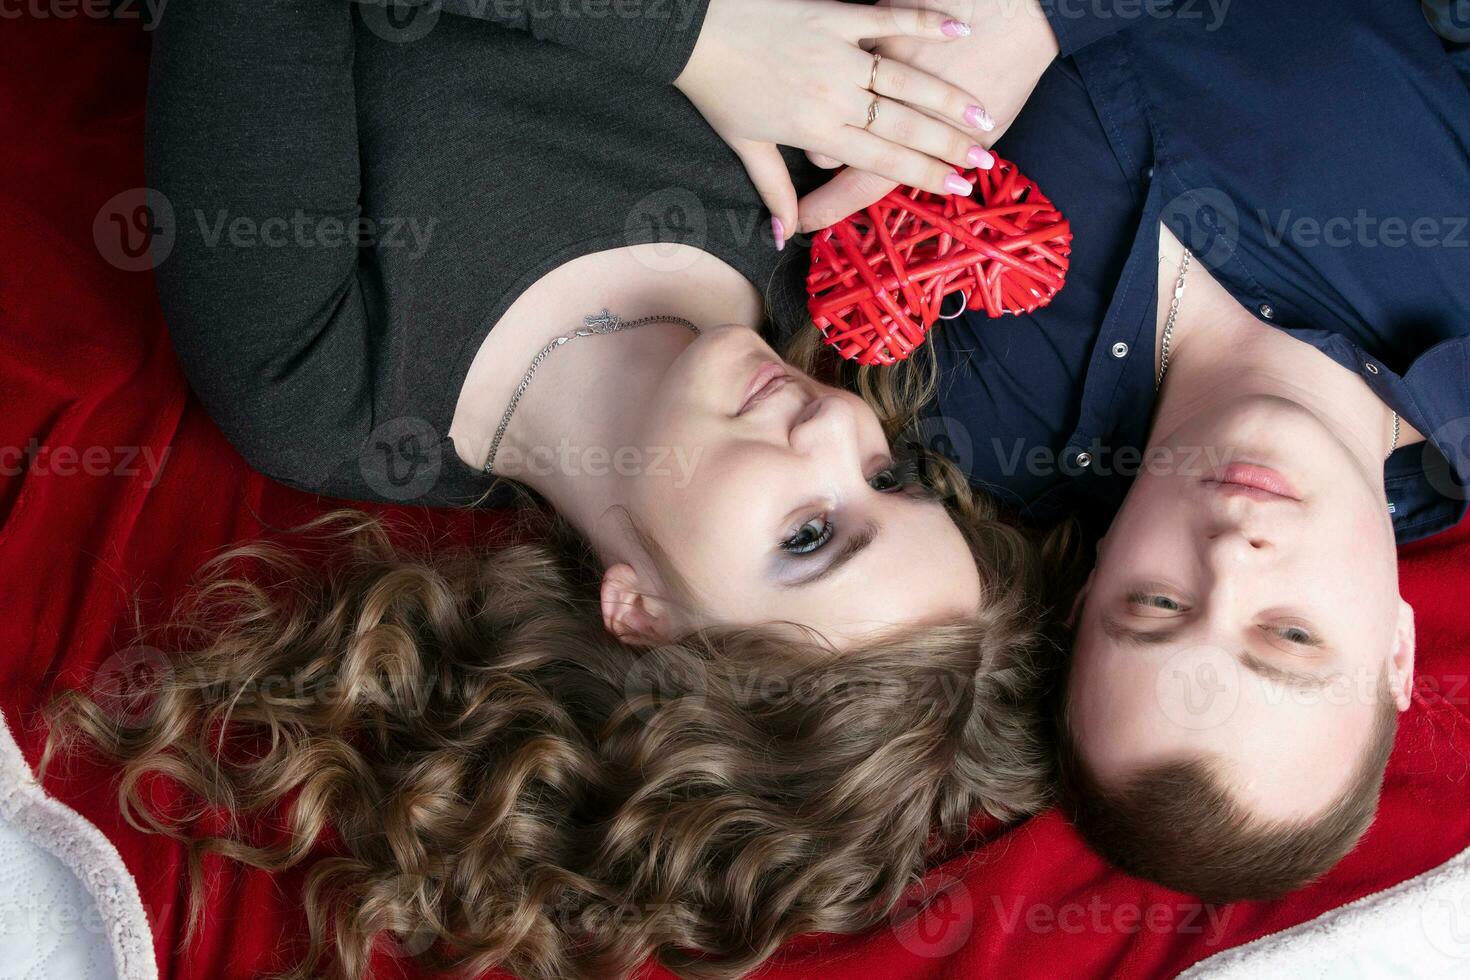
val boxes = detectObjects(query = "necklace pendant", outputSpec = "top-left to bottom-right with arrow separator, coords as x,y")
584,309 -> 620,330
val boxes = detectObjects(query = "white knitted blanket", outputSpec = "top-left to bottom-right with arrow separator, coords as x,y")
0,713 -> 155,980
1183,844 -> 1470,979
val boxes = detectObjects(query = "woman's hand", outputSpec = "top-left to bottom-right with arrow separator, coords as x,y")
795,0 -> 1061,234
673,0 -> 1001,248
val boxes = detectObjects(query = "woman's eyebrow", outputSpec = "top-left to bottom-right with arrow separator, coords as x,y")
785,519 -> 880,589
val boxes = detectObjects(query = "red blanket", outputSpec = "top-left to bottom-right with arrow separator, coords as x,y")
4,12 -> 1467,980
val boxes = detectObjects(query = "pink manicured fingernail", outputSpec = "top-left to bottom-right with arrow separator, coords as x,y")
771,216 -> 785,251
965,104 -> 995,131
943,173 -> 974,195
942,19 -> 971,37
966,145 -> 995,169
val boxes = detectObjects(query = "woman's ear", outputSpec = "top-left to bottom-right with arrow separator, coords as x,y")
600,562 -> 678,647
1388,597 -> 1417,712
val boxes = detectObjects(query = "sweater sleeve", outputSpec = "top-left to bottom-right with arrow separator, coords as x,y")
349,0 -> 713,84
147,0 -> 388,500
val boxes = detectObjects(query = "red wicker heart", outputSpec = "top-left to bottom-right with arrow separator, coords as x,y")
805,156 -> 1072,365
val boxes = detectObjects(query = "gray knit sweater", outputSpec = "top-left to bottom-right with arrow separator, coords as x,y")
148,0 -> 825,508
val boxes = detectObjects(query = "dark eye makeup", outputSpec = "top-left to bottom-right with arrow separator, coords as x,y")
779,456 -> 925,556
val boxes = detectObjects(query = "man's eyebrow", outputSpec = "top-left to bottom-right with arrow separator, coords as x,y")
1100,616 -> 1339,690
1239,651 -> 1336,691
1100,614 -> 1181,647
785,519 -> 879,589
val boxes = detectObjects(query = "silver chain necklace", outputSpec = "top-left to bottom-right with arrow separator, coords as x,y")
1156,247 -> 1191,390
483,309 -> 701,475
1154,247 -> 1399,460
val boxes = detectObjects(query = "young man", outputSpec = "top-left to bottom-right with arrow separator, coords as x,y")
800,0 -> 1470,898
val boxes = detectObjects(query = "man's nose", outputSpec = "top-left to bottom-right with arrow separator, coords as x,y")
1203,525 -> 1272,568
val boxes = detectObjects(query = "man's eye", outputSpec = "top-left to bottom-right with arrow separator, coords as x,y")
1268,624 -> 1319,646
1129,592 -> 1186,612
781,516 -> 834,555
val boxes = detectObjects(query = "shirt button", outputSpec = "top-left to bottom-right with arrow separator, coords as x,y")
1365,362 -> 1380,375
1145,166 -> 1154,180
1111,342 -> 1130,358
1258,303 -> 1275,319
1075,451 -> 1093,468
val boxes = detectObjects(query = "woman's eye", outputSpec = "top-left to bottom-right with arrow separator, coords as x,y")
871,469 -> 901,492
1129,592 -> 1185,612
781,516 -> 834,555
871,456 -> 921,493
781,458 -> 920,555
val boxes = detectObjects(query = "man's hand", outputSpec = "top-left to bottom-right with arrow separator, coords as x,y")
796,0 -> 1061,235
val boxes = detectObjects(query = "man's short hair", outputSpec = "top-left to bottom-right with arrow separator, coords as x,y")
1052,674 -> 1399,903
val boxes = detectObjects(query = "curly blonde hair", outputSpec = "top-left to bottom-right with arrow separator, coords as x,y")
42,320 -> 1075,980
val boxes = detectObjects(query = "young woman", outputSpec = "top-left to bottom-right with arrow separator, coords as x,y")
141,0 -> 1027,648
44,2 -> 1075,979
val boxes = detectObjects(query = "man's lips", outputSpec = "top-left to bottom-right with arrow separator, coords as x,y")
737,361 -> 791,415
1204,463 -> 1303,501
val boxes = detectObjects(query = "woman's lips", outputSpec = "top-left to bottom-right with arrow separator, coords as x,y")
737,361 -> 791,416
1206,463 -> 1303,501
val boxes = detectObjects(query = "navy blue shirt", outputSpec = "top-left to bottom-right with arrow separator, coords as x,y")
920,0 -> 1470,545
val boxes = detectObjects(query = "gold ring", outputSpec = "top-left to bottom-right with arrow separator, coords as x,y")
864,96 -> 880,130
867,51 -> 882,92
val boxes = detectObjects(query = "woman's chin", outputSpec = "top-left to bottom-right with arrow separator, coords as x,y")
666,322 -> 779,415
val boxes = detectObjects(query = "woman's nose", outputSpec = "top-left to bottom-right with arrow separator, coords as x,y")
789,392 -> 854,450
